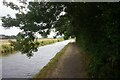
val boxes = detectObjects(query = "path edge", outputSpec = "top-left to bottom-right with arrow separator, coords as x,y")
33,43 -> 71,79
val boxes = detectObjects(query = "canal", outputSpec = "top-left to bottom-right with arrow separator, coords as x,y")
1,40 -> 71,78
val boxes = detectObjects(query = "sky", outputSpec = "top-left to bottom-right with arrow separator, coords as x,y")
0,0 -> 22,36
0,0 -> 56,38
0,0 -> 119,37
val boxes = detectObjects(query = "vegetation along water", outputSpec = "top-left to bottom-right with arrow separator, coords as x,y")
1,1 -> 120,78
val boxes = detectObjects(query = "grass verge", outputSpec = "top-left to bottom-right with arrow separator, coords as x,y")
0,38 -> 64,57
33,43 -> 70,79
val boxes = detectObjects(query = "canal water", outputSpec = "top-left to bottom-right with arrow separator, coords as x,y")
1,40 -> 71,78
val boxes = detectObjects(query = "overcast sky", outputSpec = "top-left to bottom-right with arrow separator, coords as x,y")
0,0 -> 22,36
0,0 -> 119,37
0,0 -> 56,38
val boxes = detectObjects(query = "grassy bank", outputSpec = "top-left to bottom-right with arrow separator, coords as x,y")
0,44 -> 15,56
0,38 -> 64,56
37,38 -> 64,46
33,43 -> 69,79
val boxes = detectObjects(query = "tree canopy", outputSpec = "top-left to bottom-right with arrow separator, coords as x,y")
1,1 -> 120,78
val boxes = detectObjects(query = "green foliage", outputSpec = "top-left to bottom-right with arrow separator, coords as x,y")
1,1 -> 120,77
10,32 -> 39,57
0,44 -> 14,56
0,38 -> 63,57
1,2 -> 65,56
63,32 -> 70,40
71,3 -> 120,78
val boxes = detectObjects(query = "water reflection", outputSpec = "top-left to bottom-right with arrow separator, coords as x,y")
1,40 -> 70,78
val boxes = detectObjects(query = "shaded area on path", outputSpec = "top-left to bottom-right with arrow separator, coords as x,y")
48,43 -> 88,78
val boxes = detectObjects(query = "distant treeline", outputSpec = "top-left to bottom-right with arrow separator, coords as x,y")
0,35 -> 16,39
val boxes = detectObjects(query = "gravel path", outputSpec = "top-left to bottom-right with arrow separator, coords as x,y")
48,43 -> 88,78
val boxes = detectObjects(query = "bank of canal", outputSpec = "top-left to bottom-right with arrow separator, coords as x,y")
1,40 -> 71,78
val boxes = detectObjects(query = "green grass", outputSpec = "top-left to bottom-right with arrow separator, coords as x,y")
0,38 -> 64,57
38,38 -> 64,46
33,43 -> 69,79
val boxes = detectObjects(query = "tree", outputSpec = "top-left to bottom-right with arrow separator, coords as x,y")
1,1 -> 120,77
1,1 -> 65,57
